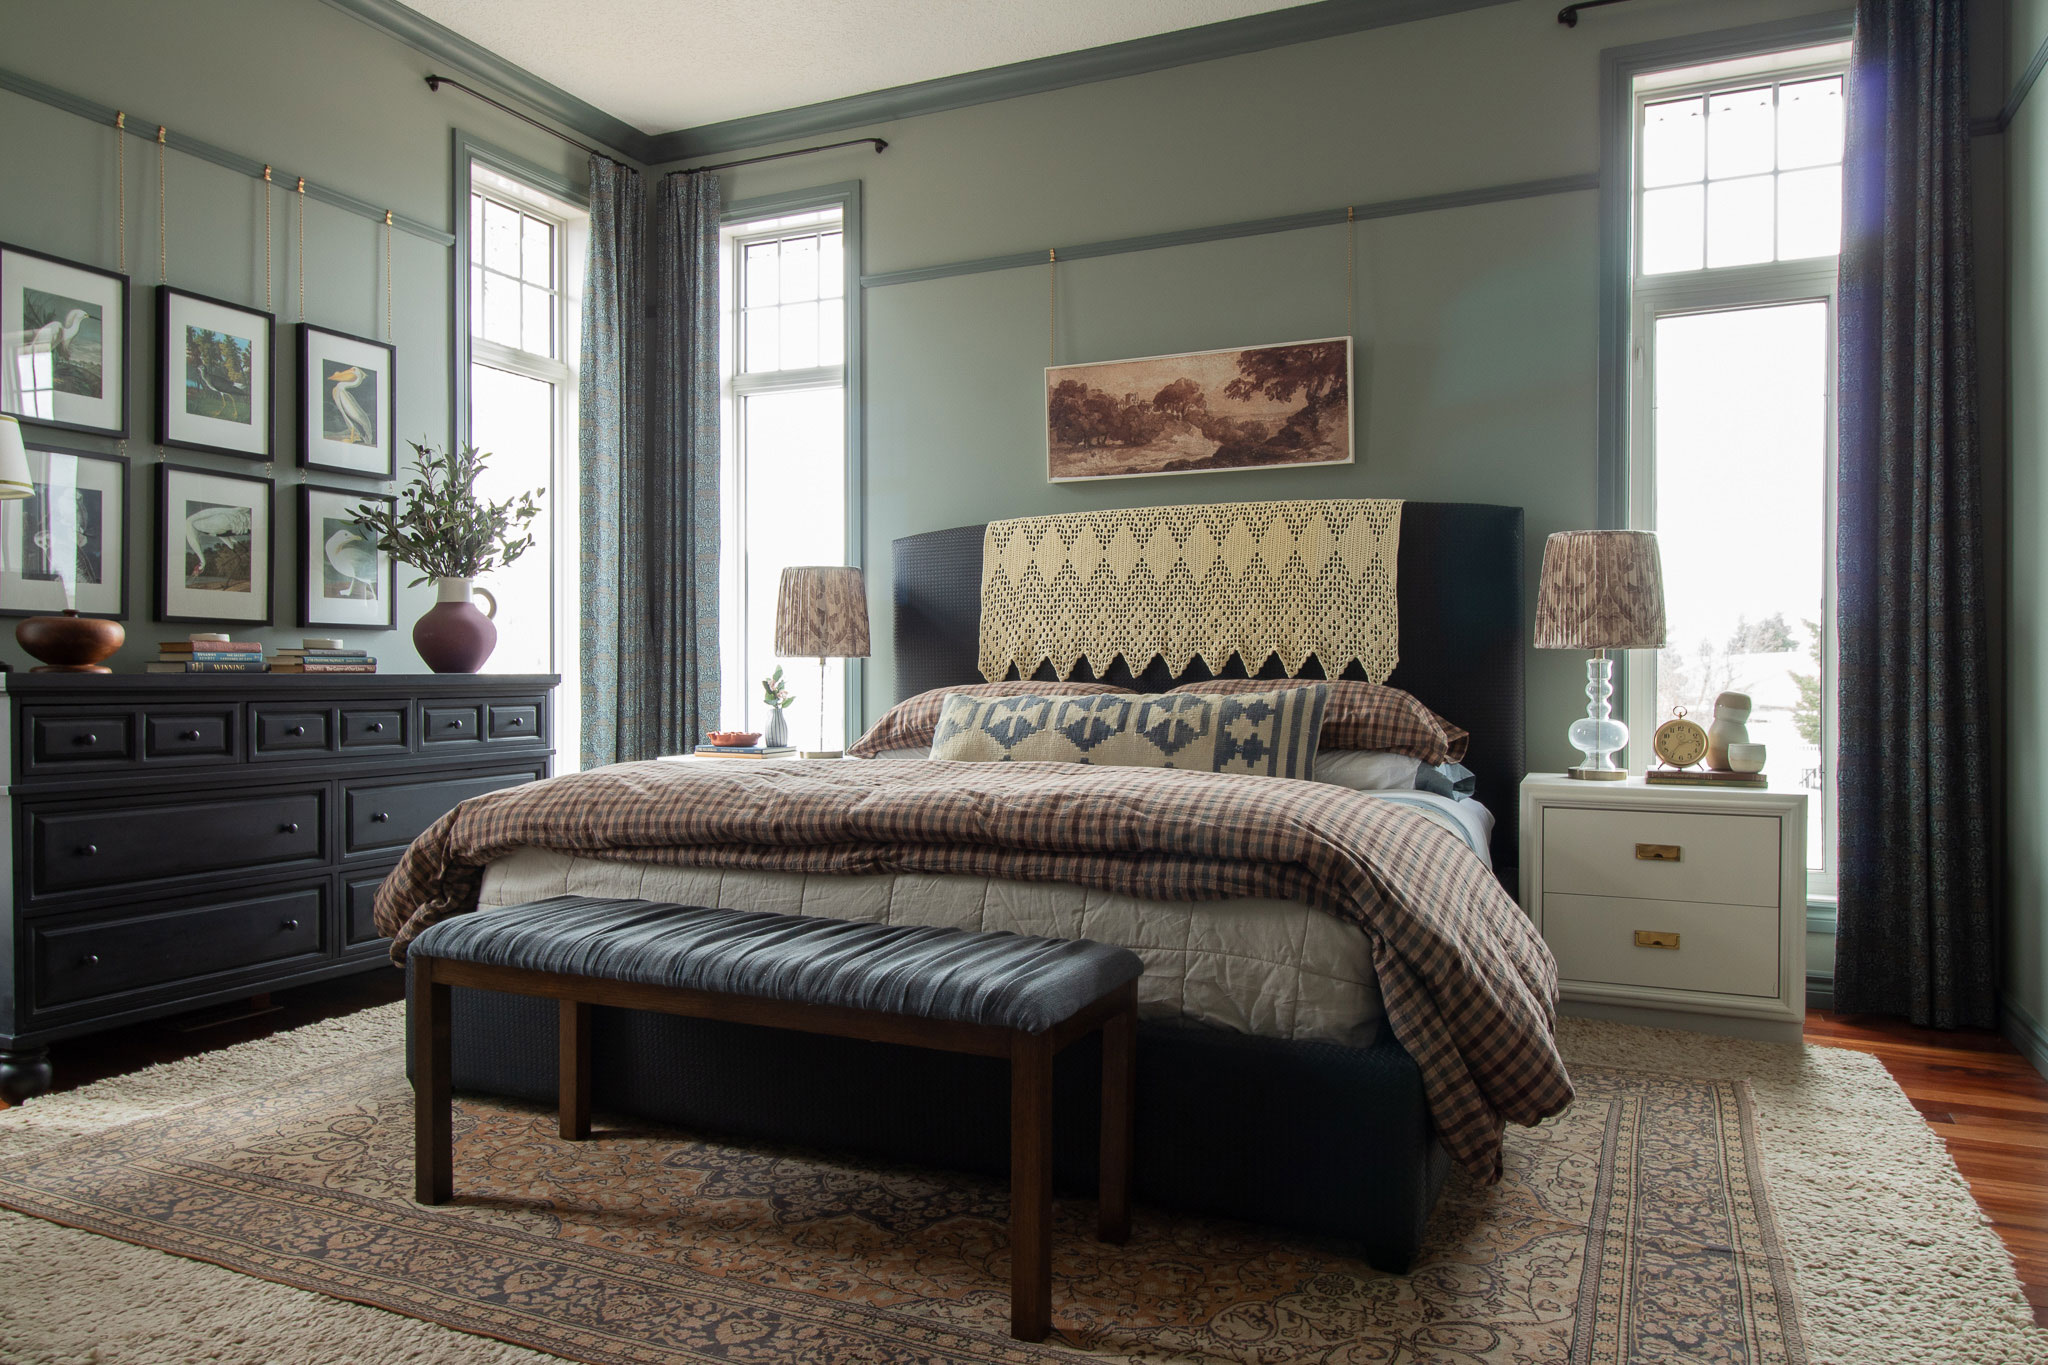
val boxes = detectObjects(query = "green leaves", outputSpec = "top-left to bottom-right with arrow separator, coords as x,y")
350,440 -> 543,588
760,664 -> 794,710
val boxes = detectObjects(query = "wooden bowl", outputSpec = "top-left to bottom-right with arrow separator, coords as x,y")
17,610 -> 124,672
707,730 -> 762,747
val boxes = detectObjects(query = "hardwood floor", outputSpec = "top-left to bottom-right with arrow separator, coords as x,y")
1807,1009 -> 2048,1328
6,977 -> 2045,1325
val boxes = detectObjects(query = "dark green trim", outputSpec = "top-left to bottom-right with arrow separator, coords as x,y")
2006,999 -> 2048,1081
721,183 -> 867,733
650,0 -> 1514,162
320,0 -> 656,162
860,173 -> 1597,291
1596,11 -> 1857,532
0,63 -> 454,245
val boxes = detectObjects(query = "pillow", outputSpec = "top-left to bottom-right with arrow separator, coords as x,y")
849,680 -> 1131,758
1315,750 -> 1452,797
928,686 -> 1327,779
1169,679 -> 1467,764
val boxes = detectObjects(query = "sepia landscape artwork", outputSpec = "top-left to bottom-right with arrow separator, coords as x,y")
1046,337 -> 1352,482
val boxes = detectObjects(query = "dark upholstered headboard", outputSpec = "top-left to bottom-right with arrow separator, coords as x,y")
890,502 -> 1526,881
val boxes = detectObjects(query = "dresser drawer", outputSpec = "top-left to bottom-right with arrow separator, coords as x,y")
1544,893 -> 1780,998
422,704 -> 481,743
344,770 -> 536,854
145,709 -> 236,761
29,790 -> 326,897
340,706 -> 406,749
344,865 -> 397,944
1541,807 -> 1779,908
27,712 -> 135,769
31,886 -> 326,1010
487,702 -> 541,741
253,707 -> 331,755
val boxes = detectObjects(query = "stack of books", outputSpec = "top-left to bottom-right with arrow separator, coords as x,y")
147,635 -> 267,673
270,642 -> 376,673
1646,767 -> 1768,789
690,742 -> 798,759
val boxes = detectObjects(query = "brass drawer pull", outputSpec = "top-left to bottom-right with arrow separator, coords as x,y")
1635,843 -> 1681,862
1634,930 -> 1681,950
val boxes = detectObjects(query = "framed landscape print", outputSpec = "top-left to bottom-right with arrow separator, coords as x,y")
1046,336 -> 1353,483
299,483 -> 394,630
156,286 -> 274,460
156,462 -> 273,625
298,324 -> 396,478
1,242 -> 129,438
0,441 -> 128,619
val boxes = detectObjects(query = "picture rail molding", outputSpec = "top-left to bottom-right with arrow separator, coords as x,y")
0,64 -> 456,248
859,173 -> 1599,290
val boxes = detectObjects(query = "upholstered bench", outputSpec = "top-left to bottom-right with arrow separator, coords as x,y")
407,894 -> 1143,1342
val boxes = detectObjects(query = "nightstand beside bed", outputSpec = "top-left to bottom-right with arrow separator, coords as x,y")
1519,773 -> 1809,1043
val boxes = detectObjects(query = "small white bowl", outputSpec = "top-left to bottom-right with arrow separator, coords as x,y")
1727,743 -> 1766,774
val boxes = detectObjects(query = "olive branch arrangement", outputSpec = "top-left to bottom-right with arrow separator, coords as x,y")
351,441 -> 542,587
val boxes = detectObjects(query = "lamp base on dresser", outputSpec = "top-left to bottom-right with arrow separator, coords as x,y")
0,1047 -> 53,1103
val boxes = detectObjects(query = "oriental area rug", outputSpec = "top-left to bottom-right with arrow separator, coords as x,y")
0,1007 -> 2038,1364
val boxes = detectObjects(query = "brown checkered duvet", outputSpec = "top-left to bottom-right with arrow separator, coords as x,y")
374,759 -> 1571,1180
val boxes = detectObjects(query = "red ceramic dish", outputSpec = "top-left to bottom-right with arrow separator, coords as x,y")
706,730 -> 762,747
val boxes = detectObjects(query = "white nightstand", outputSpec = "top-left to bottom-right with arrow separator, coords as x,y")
1520,773 -> 1809,1043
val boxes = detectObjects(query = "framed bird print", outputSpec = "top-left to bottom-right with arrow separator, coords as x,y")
297,324 -> 396,478
0,441 -> 128,619
299,483 -> 394,629
156,462 -> 274,625
156,286 -> 274,460
1,242 -> 129,438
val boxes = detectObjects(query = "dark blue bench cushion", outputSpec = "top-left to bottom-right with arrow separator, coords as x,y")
410,895 -> 1145,1035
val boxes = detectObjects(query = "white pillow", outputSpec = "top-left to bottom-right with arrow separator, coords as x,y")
1314,750 -> 1467,799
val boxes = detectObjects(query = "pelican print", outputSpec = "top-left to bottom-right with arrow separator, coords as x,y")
323,523 -> 379,599
326,365 -> 374,445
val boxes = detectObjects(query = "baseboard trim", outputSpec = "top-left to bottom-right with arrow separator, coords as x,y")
2002,998 -> 2048,1081
1805,971 -> 1834,1013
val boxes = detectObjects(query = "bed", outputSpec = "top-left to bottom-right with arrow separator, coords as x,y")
404,500 -> 1548,1273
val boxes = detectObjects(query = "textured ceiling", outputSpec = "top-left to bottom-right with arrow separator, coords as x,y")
399,0 -> 1322,134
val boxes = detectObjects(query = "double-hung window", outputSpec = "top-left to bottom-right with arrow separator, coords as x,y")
718,202 -> 851,748
462,158 -> 585,763
1624,43 -> 1848,897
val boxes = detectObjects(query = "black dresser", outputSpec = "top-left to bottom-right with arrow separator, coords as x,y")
0,672 -> 557,1099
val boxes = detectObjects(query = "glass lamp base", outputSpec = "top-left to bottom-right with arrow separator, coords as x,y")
1564,653 -> 1630,780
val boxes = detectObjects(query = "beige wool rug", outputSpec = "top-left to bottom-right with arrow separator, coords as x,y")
0,1007 -> 2038,1365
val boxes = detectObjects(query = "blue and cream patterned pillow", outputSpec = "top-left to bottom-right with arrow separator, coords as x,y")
928,686 -> 1327,778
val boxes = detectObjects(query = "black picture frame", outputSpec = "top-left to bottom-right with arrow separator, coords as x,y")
155,461 -> 275,626
0,441 -> 130,620
0,241 -> 131,439
297,323 -> 397,479
299,483 -> 396,630
155,285 -> 276,461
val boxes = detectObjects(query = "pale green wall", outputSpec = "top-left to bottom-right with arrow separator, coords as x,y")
684,0 -> 1851,769
2008,0 -> 2048,1049
0,0 -> 593,672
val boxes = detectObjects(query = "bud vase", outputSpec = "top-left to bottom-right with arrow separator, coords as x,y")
764,709 -> 790,747
413,578 -> 498,674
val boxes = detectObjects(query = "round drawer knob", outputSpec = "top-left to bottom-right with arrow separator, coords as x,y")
77,844 -> 96,856
371,811 -> 389,823
510,717 -> 524,727
281,918 -> 300,931
288,725 -> 306,737
280,822 -> 299,834
368,722 -> 384,733
182,729 -> 201,741
446,719 -> 461,728
81,953 -> 99,967
76,733 -> 96,746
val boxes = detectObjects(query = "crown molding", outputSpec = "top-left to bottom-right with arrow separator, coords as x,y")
320,0 -> 659,162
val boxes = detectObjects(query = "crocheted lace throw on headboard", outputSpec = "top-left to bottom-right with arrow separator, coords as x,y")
978,499 -> 1401,683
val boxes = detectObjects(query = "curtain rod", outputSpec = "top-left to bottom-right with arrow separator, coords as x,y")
1559,0 -> 1635,26
424,74 -> 888,174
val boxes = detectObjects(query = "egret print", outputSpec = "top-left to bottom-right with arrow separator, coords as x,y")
183,498 -> 253,592
321,360 -> 377,445
184,326 -> 253,424
15,288 -> 102,399
321,516 -> 379,599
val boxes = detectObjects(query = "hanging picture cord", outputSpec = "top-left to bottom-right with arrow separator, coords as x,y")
263,167 -> 273,315
297,177 -> 306,323
1047,248 -> 1056,366
1346,205 -> 1356,338
114,113 -> 126,274
155,125 -> 166,284
384,211 -> 393,342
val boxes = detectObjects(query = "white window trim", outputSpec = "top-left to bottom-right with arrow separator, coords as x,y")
1622,52 -> 1844,901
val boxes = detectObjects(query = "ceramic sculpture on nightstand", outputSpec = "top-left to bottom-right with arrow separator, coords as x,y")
1705,690 -> 1752,771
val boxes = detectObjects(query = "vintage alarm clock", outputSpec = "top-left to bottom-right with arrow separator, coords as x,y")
1652,706 -> 1709,769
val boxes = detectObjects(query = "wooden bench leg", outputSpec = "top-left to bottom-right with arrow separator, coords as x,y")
411,957 -> 452,1205
1097,984 -> 1136,1244
559,998 -> 590,1141
1010,1030 -> 1055,1343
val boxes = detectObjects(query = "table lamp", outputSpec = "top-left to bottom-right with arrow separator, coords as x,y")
1532,529 -> 1666,779
774,565 -> 870,759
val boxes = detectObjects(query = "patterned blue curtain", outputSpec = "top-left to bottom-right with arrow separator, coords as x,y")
1834,0 -> 1995,1027
577,156 -> 649,768
648,172 -> 723,753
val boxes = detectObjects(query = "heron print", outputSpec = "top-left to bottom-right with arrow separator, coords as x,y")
184,327 -> 253,424
183,498 -> 253,592
322,359 -> 378,445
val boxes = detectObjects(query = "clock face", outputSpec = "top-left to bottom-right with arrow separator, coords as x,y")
1654,717 -> 1709,767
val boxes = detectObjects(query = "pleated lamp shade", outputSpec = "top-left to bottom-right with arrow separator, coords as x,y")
0,415 -> 34,501
775,566 -> 871,658
1532,530 -> 1667,651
